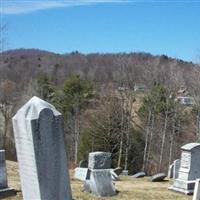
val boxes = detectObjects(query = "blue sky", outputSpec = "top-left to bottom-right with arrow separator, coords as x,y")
2,1 -> 200,62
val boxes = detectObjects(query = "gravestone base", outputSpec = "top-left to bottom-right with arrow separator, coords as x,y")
84,169 -> 116,197
169,179 -> 196,194
0,187 -> 16,198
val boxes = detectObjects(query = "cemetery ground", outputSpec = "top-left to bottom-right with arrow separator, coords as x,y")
5,161 -> 192,200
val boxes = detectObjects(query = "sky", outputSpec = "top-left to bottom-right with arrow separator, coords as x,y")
1,0 -> 200,62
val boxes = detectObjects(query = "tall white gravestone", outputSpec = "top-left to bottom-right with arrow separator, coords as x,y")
12,96 -> 72,200
169,143 -> 200,194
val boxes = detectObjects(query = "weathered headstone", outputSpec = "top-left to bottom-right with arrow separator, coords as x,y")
74,168 -> 90,181
193,179 -> 200,200
0,150 -> 7,189
110,170 -> 120,181
12,96 -> 72,200
169,143 -> 200,194
168,164 -> 174,179
0,150 -> 15,198
121,170 -> 129,176
113,167 -> 123,176
151,173 -> 166,182
88,152 -> 111,169
173,159 -> 181,179
84,151 -> 116,197
132,172 -> 146,178
79,160 -> 88,168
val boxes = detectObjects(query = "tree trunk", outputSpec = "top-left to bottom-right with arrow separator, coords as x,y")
74,105 -> 80,166
169,104 -> 178,167
142,110 -> 151,172
146,112 -> 155,172
159,100 -> 169,172
124,116 -> 130,170
2,117 -> 8,150
117,96 -> 124,168
117,133 -> 123,168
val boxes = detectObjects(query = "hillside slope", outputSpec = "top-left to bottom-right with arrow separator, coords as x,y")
1,49 -> 199,91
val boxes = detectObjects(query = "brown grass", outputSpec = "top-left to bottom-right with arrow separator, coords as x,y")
5,161 -> 192,200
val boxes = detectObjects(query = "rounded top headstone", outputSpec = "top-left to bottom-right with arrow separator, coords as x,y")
13,96 -> 61,121
181,143 -> 200,151
79,160 -> 88,168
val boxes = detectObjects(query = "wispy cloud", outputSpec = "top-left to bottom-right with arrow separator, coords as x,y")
1,0 -> 129,15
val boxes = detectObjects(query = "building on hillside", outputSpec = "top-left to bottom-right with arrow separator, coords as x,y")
176,96 -> 194,106
134,84 -> 147,92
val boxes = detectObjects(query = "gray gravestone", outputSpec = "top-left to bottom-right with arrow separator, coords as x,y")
0,150 -> 15,197
168,164 -> 174,179
193,179 -> 200,200
12,96 -> 72,200
89,169 -> 116,196
113,167 -> 123,176
0,150 -> 7,189
151,173 -> 166,182
121,170 -> 129,176
110,170 -> 120,181
79,160 -> 88,168
132,172 -> 146,178
84,151 -> 116,196
88,152 -> 111,169
173,159 -> 181,179
74,168 -> 90,181
169,143 -> 200,194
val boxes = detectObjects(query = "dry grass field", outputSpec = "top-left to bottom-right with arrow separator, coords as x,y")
5,161 -> 192,200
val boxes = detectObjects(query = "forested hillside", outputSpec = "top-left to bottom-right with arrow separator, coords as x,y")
1,49 -> 199,90
0,48 -> 200,175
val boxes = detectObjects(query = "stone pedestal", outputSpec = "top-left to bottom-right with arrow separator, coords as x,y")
169,143 -> 200,194
87,169 -> 116,197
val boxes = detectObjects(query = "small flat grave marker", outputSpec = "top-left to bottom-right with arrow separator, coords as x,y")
132,172 -> 146,178
151,173 -> 166,182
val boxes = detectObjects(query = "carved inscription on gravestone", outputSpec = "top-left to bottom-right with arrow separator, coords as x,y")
181,151 -> 191,169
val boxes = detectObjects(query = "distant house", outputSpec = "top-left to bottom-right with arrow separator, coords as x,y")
118,86 -> 128,91
176,96 -> 194,106
134,84 -> 146,92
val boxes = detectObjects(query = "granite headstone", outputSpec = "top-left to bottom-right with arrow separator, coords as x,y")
84,151 -> 116,197
74,168 -> 90,181
0,150 -> 15,198
79,160 -> 88,168
173,159 -> 181,179
169,143 -> 200,194
88,152 -> 111,169
12,96 -> 72,200
151,173 -> 166,182
132,172 -> 146,178
168,164 -> 174,179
